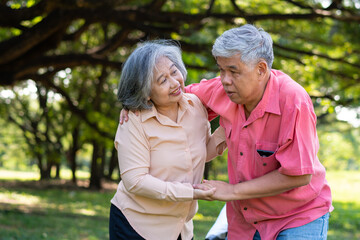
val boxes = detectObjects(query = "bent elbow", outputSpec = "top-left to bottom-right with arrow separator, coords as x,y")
121,173 -> 145,194
299,174 -> 312,187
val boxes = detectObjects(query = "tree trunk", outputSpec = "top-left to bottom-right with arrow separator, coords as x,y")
54,162 -> 60,179
204,161 -> 211,180
89,141 -> 102,189
106,147 -> 118,181
68,127 -> 80,184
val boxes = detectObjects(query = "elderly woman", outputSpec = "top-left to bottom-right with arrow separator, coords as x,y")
109,40 -> 226,240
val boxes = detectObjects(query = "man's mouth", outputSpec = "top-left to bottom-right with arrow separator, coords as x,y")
225,90 -> 235,97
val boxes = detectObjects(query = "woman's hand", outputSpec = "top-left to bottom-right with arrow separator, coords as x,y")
193,180 -> 236,202
193,185 -> 216,201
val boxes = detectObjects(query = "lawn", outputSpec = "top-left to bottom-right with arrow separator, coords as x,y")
0,169 -> 359,240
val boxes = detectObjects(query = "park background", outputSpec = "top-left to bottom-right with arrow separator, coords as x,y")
0,0 -> 359,239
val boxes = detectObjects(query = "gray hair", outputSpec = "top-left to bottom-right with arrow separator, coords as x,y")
212,24 -> 274,69
117,40 -> 187,110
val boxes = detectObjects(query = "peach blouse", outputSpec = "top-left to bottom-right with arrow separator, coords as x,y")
111,93 -> 226,240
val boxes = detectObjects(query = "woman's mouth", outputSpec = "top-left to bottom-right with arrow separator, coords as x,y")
170,87 -> 181,96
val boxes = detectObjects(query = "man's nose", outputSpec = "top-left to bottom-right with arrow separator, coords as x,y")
221,73 -> 232,85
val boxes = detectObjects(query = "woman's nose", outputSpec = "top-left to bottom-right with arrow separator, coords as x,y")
170,76 -> 180,87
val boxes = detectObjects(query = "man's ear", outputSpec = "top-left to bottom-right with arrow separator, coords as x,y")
257,60 -> 268,76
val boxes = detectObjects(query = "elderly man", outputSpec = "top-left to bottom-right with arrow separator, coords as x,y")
190,24 -> 333,240
120,25 -> 333,240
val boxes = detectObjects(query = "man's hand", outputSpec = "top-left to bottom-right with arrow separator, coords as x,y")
193,180 -> 236,201
119,109 -> 129,124
119,109 -> 139,124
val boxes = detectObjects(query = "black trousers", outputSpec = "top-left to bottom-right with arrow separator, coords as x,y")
109,204 -> 145,240
109,204 -> 186,240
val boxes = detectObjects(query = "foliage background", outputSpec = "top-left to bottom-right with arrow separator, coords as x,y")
0,0 -> 359,238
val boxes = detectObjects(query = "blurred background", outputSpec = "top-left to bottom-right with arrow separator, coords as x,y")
0,0 -> 359,239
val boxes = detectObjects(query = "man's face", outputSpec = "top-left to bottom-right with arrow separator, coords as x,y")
217,54 -> 264,111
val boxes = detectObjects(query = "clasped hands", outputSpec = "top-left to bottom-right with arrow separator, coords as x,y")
193,179 -> 235,201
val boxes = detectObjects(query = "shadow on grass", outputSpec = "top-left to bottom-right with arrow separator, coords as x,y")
0,208 -> 109,240
1,179 -> 360,240
0,180 -> 115,240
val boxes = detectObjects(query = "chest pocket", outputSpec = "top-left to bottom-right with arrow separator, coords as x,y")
253,141 -> 280,177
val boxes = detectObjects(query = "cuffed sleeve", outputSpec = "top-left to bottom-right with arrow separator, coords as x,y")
115,112 -> 194,202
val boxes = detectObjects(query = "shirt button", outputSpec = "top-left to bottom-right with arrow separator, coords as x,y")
254,221 -> 258,224
240,152 -> 243,156
263,163 -> 267,166
244,126 -> 247,128
243,207 -> 247,210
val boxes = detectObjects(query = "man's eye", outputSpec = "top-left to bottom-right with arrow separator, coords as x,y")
172,70 -> 177,75
161,78 -> 167,84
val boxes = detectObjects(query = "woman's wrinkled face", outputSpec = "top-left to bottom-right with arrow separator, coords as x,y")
150,56 -> 184,109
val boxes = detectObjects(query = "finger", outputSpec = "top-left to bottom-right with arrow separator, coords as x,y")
120,110 -> 125,124
193,184 -> 208,191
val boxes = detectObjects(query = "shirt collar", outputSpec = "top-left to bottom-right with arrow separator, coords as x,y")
140,93 -> 194,124
263,70 -> 281,115
245,70 -> 281,124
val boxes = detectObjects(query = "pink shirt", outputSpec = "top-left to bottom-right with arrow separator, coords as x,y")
186,70 -> 333,240
111,93 -> 226,240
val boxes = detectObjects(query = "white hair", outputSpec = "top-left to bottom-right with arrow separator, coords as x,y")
117,40 -> 187,110
212,24 -> 274,69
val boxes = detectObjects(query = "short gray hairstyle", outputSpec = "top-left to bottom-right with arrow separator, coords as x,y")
117,40 -> 187,110
212,24 -> 274,69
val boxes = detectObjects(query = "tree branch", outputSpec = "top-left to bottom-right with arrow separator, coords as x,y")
273,43 -> 360,69
0,10 -> 71,64
38,79 -> 114,140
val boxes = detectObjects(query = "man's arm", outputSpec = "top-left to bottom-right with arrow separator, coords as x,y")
193,170 -> 311,201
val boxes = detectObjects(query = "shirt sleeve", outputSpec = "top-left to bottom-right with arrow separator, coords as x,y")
185,78 -> 237,123
114,112 -> 194,201
188,92 -> 227,162
206,126 -> 227,162
276,102 -> 318,176
185,78 -> 221,121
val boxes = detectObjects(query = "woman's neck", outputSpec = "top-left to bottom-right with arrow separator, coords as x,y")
156,103 -> 179,123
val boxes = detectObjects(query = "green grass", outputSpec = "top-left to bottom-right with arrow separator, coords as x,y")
0,168 -> 90,181
325,171 -> 360,240
0,169 -> 359,239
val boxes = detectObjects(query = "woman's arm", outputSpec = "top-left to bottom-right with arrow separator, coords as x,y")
116,112 -> 214,201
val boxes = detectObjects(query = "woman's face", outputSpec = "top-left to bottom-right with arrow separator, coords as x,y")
150,56 -> 184,109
